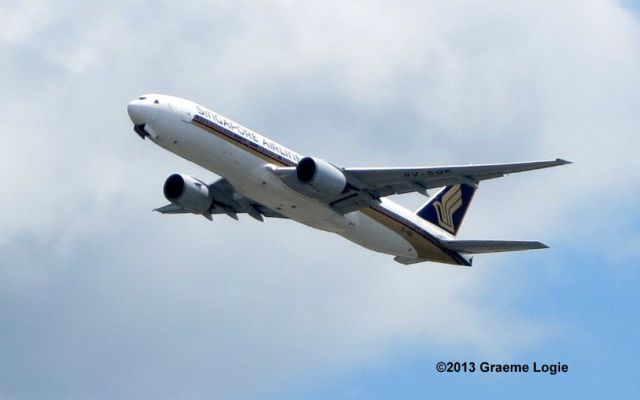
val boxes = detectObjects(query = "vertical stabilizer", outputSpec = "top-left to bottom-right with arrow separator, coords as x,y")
415,184 -> 476,236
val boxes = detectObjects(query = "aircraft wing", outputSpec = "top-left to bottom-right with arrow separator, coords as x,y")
272,158 -> 570,214
270,158 -> 571,214
155,178 -> 288,221
343,158 -> 571,197
334,158 -> 570,213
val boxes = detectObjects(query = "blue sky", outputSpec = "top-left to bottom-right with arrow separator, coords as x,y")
282,249 -> 640,399
1,1 -> 639,399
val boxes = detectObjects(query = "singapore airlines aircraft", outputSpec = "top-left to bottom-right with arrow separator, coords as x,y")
127,94 -> 569,266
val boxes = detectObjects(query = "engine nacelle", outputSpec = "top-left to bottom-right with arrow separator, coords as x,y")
163,174 -> 213,214
295,156 -> 347,199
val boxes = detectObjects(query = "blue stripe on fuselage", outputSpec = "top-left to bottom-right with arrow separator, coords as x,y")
193,114 -> 299,166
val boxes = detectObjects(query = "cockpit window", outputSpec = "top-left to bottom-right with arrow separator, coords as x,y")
138,96 -> 147,100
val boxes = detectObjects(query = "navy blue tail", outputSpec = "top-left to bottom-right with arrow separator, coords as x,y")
415,184 -> 477,236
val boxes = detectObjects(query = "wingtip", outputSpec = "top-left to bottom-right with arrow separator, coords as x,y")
555,158 -> 573,165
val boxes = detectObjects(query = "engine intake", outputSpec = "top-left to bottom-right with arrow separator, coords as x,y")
296,157 -> 317,182
163,174 -> 213,214
295,156 -> 347,199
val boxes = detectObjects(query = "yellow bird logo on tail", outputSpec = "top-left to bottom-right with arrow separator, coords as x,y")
433,184 -> 463,234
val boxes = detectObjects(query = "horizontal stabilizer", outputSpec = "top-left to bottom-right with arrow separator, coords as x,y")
393,256 -> 426,265
442,240 -> 548,254
393,254 -> 473,266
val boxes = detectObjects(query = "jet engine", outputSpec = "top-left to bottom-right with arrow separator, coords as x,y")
163,174 -> 213,214
295,156 -> 347,199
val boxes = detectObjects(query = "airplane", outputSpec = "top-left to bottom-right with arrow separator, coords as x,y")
127,94 -> 570,266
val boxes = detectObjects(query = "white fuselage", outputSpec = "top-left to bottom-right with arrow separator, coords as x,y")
128,94 -> 468,265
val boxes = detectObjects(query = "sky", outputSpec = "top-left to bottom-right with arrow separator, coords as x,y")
1,0 -> 639,399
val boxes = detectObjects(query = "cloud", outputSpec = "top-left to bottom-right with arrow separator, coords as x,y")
1,0 -> 638,398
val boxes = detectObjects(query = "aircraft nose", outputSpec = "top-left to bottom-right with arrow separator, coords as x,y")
127,100 -> 151,125
128,96 -> 162,139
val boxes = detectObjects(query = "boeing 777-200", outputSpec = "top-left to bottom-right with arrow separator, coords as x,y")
127,94 -> 569,266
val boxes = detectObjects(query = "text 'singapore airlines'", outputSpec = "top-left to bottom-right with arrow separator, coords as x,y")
127,94 -> 570,266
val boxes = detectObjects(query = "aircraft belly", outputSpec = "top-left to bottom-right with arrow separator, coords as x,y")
359,206 -> 463,264
152,120 -> 238,175
339,212 -> 417,258
152,118 -> 459,263
226,165 -> 344,229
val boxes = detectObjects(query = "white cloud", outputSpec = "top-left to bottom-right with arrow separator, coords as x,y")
0,0 -> 53,44
1,0 -> 638,398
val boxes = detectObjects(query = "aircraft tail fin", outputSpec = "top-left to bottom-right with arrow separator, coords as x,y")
415,184 -> 476,235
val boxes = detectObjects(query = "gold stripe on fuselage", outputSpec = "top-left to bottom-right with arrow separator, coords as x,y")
362,207 -> 462,265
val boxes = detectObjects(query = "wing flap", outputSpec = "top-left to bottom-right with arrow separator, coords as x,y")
442,240 -> 548,254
